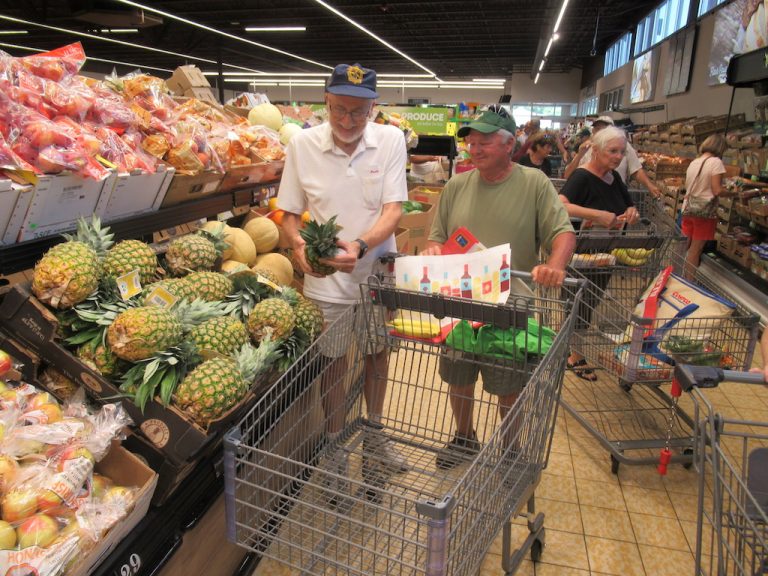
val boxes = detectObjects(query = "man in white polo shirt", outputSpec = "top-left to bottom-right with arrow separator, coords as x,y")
563,116 -> 660,197
278,63 -> 409,498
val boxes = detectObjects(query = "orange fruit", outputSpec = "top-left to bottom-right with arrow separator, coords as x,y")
301,211 -> 311,224
268,209 -> 285,226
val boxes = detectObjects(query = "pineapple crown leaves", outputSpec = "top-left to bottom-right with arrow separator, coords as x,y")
62,278 -> 140,347
197,223 -> 230,256
120,341 -> 200,411
276,328 -> 311,372
223,274 -> 276,320
278,286 -> 300,307
299,215 -> 342,259
171,298 -> 229,331
63,215 -> 115,258
236,337 -> 281,384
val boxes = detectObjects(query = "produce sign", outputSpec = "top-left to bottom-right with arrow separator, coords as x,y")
379,106 -> 455,135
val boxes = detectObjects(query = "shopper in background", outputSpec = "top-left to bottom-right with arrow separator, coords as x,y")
517,131 -> 554,176
513,118 -> 569,163
680,133 -> 728,278
563,116 -> 661,198
559,125 -> 639,381
278,63 -> 409,489
421,105 -> 575,469
409,153 -> 446,184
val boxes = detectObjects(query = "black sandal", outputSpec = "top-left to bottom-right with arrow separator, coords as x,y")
568,358 -> 598,381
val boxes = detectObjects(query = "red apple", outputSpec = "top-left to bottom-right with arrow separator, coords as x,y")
2,488 -> 38,523
17,513 -> 59,548
26,392 -> 54,410
37,489 -> 64,513
90,473 -> 113,499
29,402 -> 62,424
57,445 -> 95,472
0,519 -> 16,550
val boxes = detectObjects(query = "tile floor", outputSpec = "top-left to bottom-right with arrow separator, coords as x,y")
253,346 -> 767,575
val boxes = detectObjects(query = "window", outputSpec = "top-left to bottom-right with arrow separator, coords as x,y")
604,32 -> 633,76
635,0 -> 691,55
598,87 -> 625,112
697,0 -> 728,17
579,97 -> 598,116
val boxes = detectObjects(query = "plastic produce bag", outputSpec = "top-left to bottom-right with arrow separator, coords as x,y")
445,318 -> 555,362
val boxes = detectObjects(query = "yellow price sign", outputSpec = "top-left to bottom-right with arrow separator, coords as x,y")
116,270 -> 142,300
256,274 -> 283,292
446,122 -> 457,136
144,285 -> 178,308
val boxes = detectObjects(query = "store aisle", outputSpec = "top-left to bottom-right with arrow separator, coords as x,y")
251,347 -> 767,576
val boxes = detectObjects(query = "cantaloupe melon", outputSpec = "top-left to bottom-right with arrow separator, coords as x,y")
279,123 -> 302,145
254,252 -> 293,286
247,103 -> 282,131
243,217 -> 279,253
225,227 -> 257,266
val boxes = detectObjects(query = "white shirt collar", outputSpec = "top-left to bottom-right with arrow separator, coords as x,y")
319,122 -> 381,156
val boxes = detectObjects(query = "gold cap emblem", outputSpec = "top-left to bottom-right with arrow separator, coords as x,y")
347,65 -> 364,84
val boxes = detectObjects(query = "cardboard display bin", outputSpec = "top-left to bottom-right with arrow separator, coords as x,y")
0,179 -> 34,244
161,171 -> 224,207
399,201 -> 435,255
96,165 -> 175,223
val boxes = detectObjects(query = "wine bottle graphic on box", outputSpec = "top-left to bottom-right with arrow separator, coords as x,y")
460,264 -> 473,298
419,266 -> 431,293
440,271 -> 451,295
500,254 -> 510,292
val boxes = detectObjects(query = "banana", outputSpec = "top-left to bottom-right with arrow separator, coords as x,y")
611,248 -> 654,266
391,318 -> 441,338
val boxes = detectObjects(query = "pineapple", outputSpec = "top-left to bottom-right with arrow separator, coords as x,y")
165,227 -> 228,276
223,273 -> 277,321
40,367 -> 79,401
277,328 -> 312,372
246,298 -> 295,343
103,239 -> 158,285
185,271 -> 233,302
299,216 -> 341,276
251,267 -> 281,286
190,316 -> 248,356
107,306 -> 183,362
174,339 -> 280,425
293,298 -> 324,340
32,216 -> 114,309
76,342 -> 118,377
142,278 -> 197,304
108,298 -> 228,361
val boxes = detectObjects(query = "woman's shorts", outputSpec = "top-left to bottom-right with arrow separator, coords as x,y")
681,216 -> 716,241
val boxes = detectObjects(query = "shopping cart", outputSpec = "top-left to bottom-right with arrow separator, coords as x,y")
223,270 -> 583,575
674,364 -> 767,576
561,221 -> 759,472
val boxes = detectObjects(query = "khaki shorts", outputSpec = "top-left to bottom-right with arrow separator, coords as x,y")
439,349 -> 527,396
313,300 -> 388,359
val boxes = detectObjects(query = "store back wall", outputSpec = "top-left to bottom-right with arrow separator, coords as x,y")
596,13 -> 754,125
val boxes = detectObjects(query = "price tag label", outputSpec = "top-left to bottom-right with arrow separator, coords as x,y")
216,210 -> 234,221
446,122 -> 456,136
144,285 -> 178,308
118,553 -> 142,576
116,270 -> 142,300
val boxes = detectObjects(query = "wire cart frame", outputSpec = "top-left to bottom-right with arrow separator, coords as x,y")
561,222 -> 760,473
223,271 -> 583,575
674,365 -> 768,576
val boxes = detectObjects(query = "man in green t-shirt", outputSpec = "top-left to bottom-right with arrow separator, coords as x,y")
421,106 -> 575,469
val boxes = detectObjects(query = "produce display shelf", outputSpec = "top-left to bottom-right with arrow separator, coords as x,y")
0,180 -> 280,275
92,449 -> 229,576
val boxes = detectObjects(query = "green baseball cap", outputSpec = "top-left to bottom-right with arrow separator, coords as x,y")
457,110 -> 517,138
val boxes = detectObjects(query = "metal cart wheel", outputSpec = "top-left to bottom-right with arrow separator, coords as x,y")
682,447 -> 694,470
530,537 -> 544,563
611,454 -> 621,474
619,379 -> 633,393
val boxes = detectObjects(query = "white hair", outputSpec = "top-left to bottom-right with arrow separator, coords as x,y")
497,129 -> 514,143
591,126 -> 626,151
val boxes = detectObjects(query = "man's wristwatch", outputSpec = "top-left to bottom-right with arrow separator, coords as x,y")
354,238 -> 368,259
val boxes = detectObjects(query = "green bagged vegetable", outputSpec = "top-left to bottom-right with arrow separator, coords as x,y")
445,319 -> 555,362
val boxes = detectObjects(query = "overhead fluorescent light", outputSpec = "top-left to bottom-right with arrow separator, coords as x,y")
552,32 -> 560,41
539,60 -> 545,72
312,0 -> 438,78
472,78 -> 505,83
113,0 -> 332,69
544,38 -> 554,58
553,0 -> 570,34
0,42 -> 173,73
0,13 -> 265,72
534,73 -> 541,84
245,26 -> 306,32
100,28 -> 139,33
379,73 -> 433,78
204,71 -> 331,77
0,30 -> 27,35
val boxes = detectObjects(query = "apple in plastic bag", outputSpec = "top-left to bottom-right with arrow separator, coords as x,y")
0,520 -> 16,549
2,488 -> 38,523
0,350 -> 11,378
16,513 -> 59,548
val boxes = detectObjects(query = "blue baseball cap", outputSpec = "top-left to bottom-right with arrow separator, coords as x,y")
326,63 -> 379,99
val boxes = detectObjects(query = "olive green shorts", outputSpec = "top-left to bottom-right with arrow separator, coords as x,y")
439,348 -> 528,396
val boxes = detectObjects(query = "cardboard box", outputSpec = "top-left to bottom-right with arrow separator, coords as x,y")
96,166 -> 175,223
161,171 -> 224,207
66,444 -> 158,576
0,284 -> 274,466
184,86 -> 218,104
0,179 -> 33,244
399,202 -> 435,254
224,104 -> 251,118
394,226 -> 410,254
166,65 -> 210,92
218,162 -> 272,193
16,172 -> 117,241
730,244 -> 753,268
408,185 -> 443,204
717,235 -> 735,255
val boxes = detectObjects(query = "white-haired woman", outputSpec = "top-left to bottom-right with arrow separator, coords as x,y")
559,126 -> 640,380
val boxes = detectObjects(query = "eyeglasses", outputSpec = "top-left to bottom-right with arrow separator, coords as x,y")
328,103 -> 371,122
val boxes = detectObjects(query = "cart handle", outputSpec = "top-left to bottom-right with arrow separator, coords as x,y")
674,364 -> 766,392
